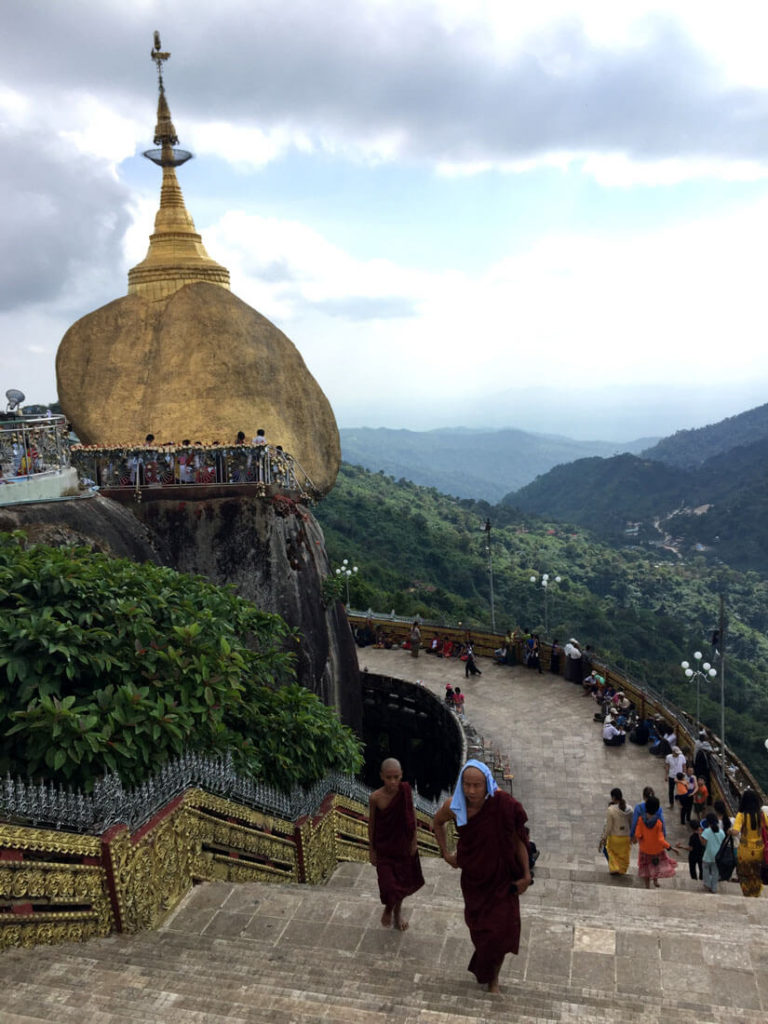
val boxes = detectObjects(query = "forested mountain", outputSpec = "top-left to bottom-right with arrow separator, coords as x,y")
501,454 -> 693,541
642,401 -> 768,468
339,427 -> 655,503
316,463 -> 768,788
501,433 -> 768,573
668,437 -> 768,572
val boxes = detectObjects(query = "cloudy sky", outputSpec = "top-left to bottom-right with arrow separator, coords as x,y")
3,0 -> 768,439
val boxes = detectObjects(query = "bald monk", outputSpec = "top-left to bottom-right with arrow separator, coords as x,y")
368,758 -> 425,930
433,760 -> 531,994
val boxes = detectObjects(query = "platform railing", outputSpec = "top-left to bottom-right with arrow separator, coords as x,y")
0,414 -> 70,478
70,442 -> 319,500
347,611 -> 766,810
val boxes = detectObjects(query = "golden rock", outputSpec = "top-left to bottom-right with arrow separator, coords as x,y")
56,45 -> 340,496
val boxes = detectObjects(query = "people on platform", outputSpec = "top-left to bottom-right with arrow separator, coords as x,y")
409,621 -> 421,658
665,747 -> 687,808
549,638 -> 561,675
633,794 -> 677,888
629,718 -> 650,745
730,789 -> 768,897
693,730 -> 714,801
700,813 -> 726,894
464,644 -> 481,677
453,686 -> 466,718
674,770 -> 697,825
675,818 -> 704,881
600,788 -> 632,875
630,786 -> 666,840
692,775 -> 709,820
563,638 -> 583,684
602,715 -> 626,746
368,758 -> 425,930
432,760 -> 531,994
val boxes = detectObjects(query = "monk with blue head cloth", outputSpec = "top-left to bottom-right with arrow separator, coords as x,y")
433,759 -> 531,993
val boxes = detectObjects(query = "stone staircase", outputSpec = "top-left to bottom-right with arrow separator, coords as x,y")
3,651 -> 767,1022
2,854 -> 766,1023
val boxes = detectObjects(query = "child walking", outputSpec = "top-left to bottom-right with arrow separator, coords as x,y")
700,812 -> 726,894
675,818 -> 704,881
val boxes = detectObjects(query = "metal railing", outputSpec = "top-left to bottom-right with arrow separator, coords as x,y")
348,610 -> 766,809
70,442 -> 319,500
0,751 -> 443,837
0,413 -> 70,479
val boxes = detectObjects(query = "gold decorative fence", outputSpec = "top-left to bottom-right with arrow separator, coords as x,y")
1,786 -> 439,950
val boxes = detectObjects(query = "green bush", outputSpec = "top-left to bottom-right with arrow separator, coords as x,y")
0,532 -> 362,790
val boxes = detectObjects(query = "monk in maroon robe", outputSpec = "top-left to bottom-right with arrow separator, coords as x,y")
368,758 -> 425,929
433,760 -> 531,993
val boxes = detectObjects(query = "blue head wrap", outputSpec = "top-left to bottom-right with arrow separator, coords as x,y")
449,759 -> 498,827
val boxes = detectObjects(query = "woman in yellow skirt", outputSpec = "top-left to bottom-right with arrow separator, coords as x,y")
600,788 -> 633,875
731,789 -> 768,897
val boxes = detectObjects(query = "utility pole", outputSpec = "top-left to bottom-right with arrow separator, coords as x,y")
719,592 -> 726,775
484,518 -> 496,633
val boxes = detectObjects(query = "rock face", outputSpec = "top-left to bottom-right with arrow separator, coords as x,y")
56,283 -> 341,497
135,495 -> 361,730
5,494 -> 361,732
0,494 -> 161,564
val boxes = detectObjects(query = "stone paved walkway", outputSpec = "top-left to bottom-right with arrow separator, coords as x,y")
359,646 -> 699,873
1,648 -> 767,1022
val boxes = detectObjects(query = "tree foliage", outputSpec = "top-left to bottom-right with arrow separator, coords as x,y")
316,464 -> 768,789
0,533 -> 362,790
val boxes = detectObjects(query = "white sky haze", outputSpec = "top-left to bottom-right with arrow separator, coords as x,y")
3,0 -> 768,439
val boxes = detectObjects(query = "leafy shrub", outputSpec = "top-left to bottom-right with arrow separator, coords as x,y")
0,532 -> 362,790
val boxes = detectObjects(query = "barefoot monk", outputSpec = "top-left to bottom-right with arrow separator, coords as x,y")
368,758 -> 425,930
433,760 -> 531,994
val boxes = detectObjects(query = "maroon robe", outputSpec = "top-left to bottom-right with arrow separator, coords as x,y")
373,782 -> 425,907
457,790 -> 528,984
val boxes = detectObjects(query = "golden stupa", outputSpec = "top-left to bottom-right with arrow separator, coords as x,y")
56,35 -> 340,496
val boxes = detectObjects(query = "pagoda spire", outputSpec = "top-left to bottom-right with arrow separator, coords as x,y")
128,32 -> 230,301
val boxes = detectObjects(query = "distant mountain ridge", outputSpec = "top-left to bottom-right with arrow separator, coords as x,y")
642,401 -> 768,467
502,400 -> 768,573
339,426 -> 656,503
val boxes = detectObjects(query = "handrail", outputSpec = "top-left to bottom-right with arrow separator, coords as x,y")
0,413 -> 70,478
347,610 -> 766,809
70,442 -> 320,501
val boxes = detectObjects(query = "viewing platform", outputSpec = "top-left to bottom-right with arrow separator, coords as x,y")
1,647 -> 766,1021
70,441 -> 321,503
0,413 -> 79,506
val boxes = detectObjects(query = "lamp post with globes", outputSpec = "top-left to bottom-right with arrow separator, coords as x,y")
681,650 -> 717,727
335,558 -> 358,609
529,572 -> 561,635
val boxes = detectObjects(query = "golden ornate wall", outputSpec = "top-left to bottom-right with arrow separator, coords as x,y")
0,787 -> 439,949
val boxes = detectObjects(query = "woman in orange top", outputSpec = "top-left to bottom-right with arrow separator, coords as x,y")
634,794 -> 677,888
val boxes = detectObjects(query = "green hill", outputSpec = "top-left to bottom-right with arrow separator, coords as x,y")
316,464 -> 768,788
339,427 -> 654,503
642,401 -> 768,468
501,453 -> 693,542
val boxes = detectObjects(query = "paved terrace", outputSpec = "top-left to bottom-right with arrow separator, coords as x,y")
1,649 -> 767,1023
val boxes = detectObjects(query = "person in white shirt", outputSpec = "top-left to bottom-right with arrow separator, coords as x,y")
603,716 -> 626,747
665,746 -> 687,808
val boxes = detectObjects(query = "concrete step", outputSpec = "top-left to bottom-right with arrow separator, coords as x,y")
1,860 -> 766,1023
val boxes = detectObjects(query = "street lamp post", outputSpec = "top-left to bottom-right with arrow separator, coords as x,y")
335,558 -> 358,609
484,519 -> 496,633
529,572 -> 561,636
681,650 -> 717,727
